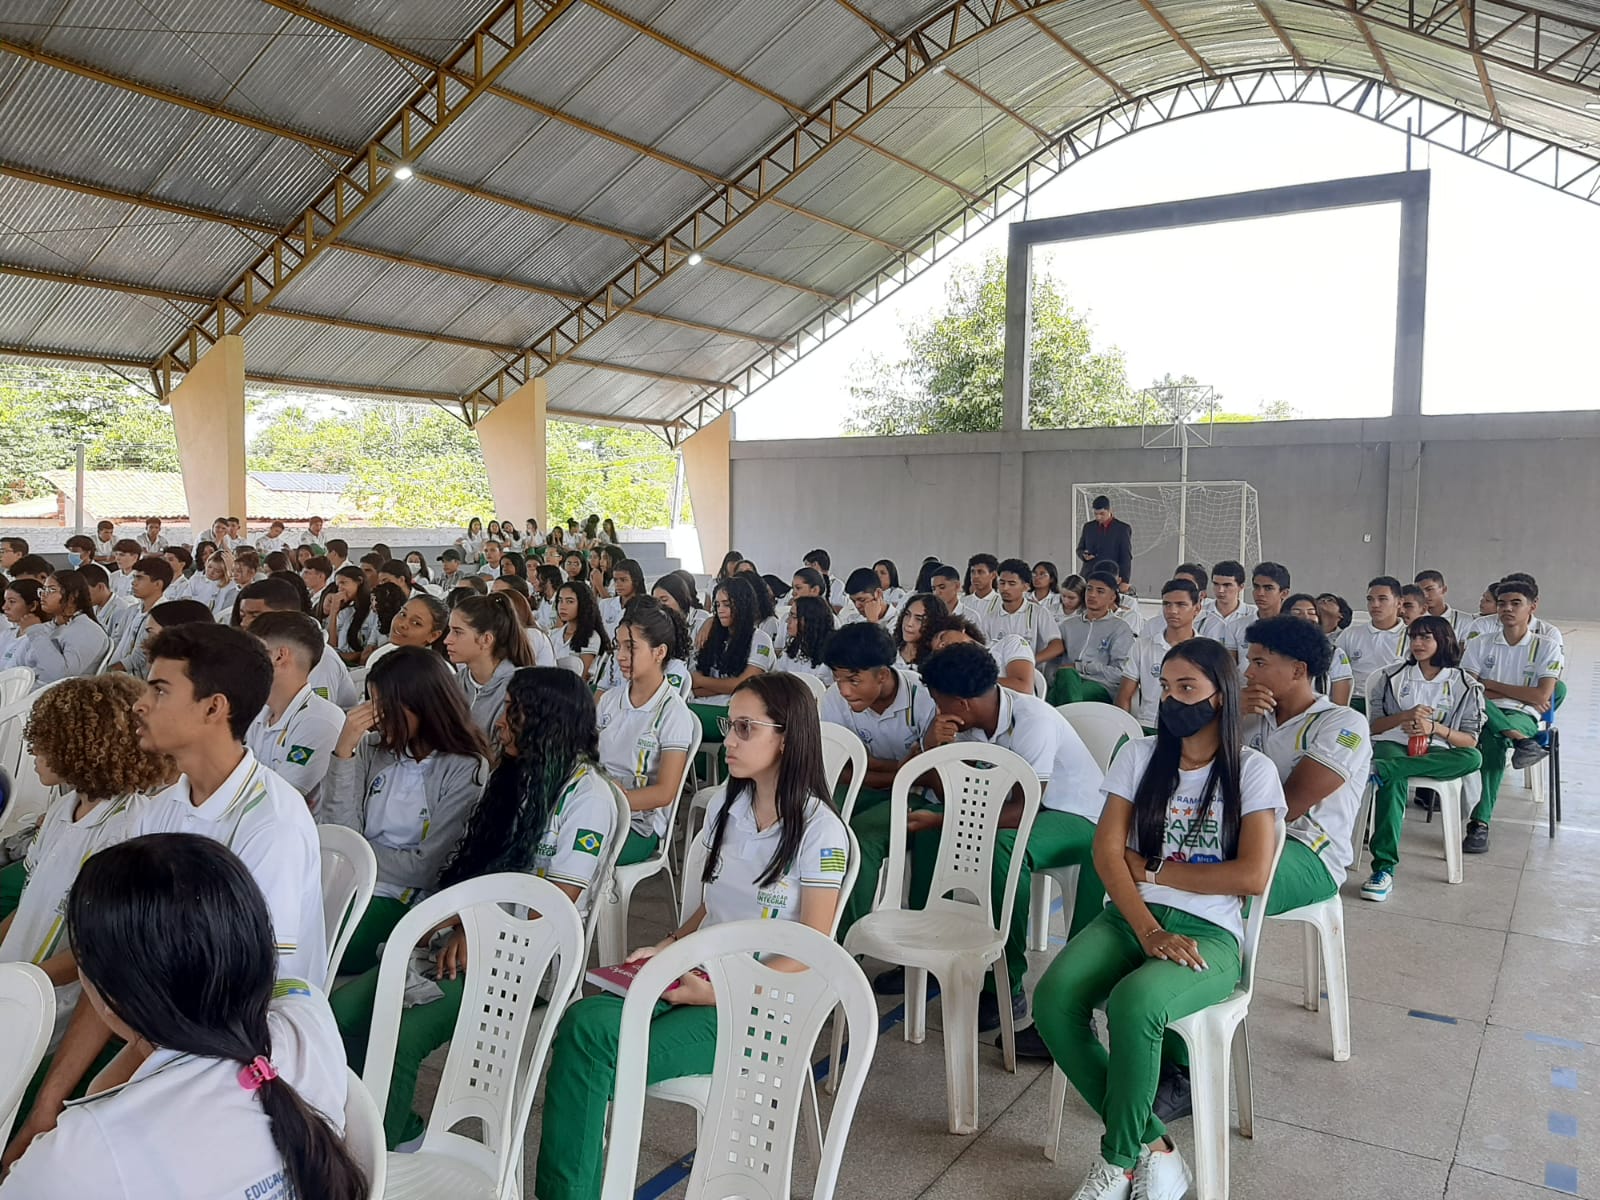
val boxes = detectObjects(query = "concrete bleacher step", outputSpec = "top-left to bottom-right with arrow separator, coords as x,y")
619,540 -> 679,580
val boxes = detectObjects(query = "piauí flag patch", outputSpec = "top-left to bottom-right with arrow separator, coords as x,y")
1336,729 -> 1363,750
574,829 -> 605,856
286,745 -> 316,766
818,847 -> 848,874
312,686 -> 331,700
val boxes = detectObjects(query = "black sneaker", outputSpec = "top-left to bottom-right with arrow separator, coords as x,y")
1511,738 -> 1550,770
1463,820 -> 1490,854
977,988 -> 1028,1034
873,966 -> 936,998
1152,1061 -> 1192,1124
1006,1023 -> 1054,1060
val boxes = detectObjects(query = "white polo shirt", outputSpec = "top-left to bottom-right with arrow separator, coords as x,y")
308,644 -> 359,709
1315,643 -> 1353,698
1339,621 -> 1409,699
1121,626 -> 1194,728
820,668 -> 936,763
245,683 -> 346,809
1205,601 -> 1258,660
987,633 -> 1036,677
1242,696 -> 1370,883
772,649 -> 834,684
3,983 -> 346,1200
1461,627 -> 1565,718
535,763 -> 622,915
597,678 -> 696,839
984,598 -> 1057,655
955,688 -> 1103,820
959,590 -> 1002,630
699,788 -> 848,928
691,628 -> 775,708
140,752 -> 327,985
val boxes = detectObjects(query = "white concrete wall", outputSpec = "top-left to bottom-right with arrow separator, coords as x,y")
730,411 -> 1600,621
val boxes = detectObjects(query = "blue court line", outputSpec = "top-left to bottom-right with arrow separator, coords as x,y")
635,986 -> 936,1197
1544,1163 -> 1579,1194
1552,1066 -> 1579,1091
1527,1032 -> 1586,1051
1549,1112 -> 1578,1138
1407,1009 -> 1458,1024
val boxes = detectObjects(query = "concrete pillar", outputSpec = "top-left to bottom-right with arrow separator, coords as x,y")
167,334 -> 247,530
1383,439 -> 1422,580
681,412 -> 732,573
475,378 -> 547,526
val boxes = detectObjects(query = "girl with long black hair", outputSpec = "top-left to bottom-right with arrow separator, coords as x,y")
688,574 -> 774,742
554,579 -> 610,681
1032,637 -> 1285,1200
330,668 -> 621,1149
651,571 -> 708,643
2,834 -> 367,1200
772,593 -> 834,684
28,569 -> 109,685
535,673 -> 848,1200
324,565 -> 376,665
597,557 -> 646,637
892,591 -> 948,672
320,647 -> 489,975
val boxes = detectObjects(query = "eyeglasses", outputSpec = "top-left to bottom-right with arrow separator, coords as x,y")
717,716 -> 785,740
39,586 -> 60,595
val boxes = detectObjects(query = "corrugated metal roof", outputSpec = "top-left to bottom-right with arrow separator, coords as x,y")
2,0 -> 1598,429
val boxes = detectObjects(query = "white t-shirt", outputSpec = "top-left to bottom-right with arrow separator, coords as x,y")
138,753 -> 328,985
245,683 -> 346,809
692,628 -> 775,707
597,678 -> 697,839
954,688 -> 1103,820
983,598 -> 1057,655
698,788 -> 848,929
2,983 -> 347,1200
819,669 -> 936,764
534,763 -> 622,915
1461,627 -> 1565,718
1242,696 -> 1371,883
1339,621 -> 1409,699
1100,737 -> 1286,940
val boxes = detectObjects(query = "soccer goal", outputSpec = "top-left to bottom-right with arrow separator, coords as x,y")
1073,481 -> 1262,587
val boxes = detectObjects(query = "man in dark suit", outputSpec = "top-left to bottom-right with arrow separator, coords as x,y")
1075,494 -> 1133,587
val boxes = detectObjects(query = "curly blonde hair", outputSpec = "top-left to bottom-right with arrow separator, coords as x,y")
24,675 -> 175,799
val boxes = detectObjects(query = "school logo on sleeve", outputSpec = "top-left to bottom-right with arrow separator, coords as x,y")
285,745 -> 317,766
312,686 -> 331,700
819,847 -> 847,874
1336,728 -> 1363,751
574,829 -> 605,856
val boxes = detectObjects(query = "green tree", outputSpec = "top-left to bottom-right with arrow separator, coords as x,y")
846,253 -> 1143,435
0,365 -> 178,497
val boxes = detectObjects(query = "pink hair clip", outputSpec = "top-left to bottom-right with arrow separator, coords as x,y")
237,1055 -> 279,1092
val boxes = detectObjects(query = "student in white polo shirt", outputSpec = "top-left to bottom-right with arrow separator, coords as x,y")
961,553 -> 1004,629
838,566 -> 899,629
689,575 -> 774,743
1204,559 -> 1257,661
5,624 -> 326,1168
803,547 -> 847,613
875,559 -> 907,609
244,612 -> 346,810
772,594 -> 835,685
1,834 -> 361,1200
0,676 -> 171,1046
895,643 -> 1104,1041
134,517 -> 167,555
1050,570 -> 1136,705
1339,576 -> 1410,712
1459,578 -> 1563,855
927,563 -> 967,626
989,558 -> 1066,662
1240,615 -> 1369,920
598,601 -> 696,865
1030,560 -> 1066,623
235,577 -> 359,709
929,617 -> 1036,695
1285,593 -> 1354,706
1413,569 -> 1471,638
79,562 -> 139,652
534,673 -> 847,1200
1118,579 -> 1202,733
107,556 -> 171,677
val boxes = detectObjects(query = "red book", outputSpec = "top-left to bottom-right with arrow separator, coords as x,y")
586,959 -> 647,997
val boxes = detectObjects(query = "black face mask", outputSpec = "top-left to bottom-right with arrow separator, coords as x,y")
1158,695 -> 1216,739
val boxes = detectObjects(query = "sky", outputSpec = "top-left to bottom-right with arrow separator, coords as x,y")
732,102 -> 1600,439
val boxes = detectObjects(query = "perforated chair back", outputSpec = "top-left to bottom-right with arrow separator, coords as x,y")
362,874 -> 585,1194
0,668 -> 33,707
0,963 -> 53,1136
317,824 -> 378,990
820,722 -> 867,823
602,920 -> 877,1200
1055,701 -> 1144,771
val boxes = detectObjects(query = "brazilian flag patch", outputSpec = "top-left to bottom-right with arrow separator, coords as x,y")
574,829 -> 605,856
286,745 -> 316,766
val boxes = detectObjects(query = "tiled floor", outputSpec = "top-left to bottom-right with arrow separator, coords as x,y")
436,622 -> 1600,1198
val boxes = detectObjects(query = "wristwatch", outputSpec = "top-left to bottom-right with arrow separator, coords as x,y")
1144,855 -> 1165,884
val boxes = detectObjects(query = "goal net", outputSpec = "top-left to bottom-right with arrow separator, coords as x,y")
1072,481 -> 1262,592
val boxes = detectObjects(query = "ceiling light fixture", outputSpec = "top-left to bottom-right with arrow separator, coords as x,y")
392,164 -> 415,180
686,251 -> 703,266
1586,101 -> 1600,111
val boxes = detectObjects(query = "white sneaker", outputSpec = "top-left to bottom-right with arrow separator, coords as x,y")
1069,1155 -> 1132,1200
1132,1142 -> 1193,1200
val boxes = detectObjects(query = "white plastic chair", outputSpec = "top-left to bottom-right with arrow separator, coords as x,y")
842,743 -> 1042,1134
1267,893 -> 1351,1062
1359,771 -> 1465,885
1031,667 -> 1047,699
1027,704 -> 1145,952
363,874 -> 585,1200
646,824 -> 860,1140
343,1068 -> 388,1196
556,654 -> 585,676
596,722 -> 703,963
318,825 -> 378,990
1045,817 -> 1287,1200
601,919 -> 878,1200
0,962 -> 53,1136
820,721 -> 868,824
793,671 -> 826,702
0,667 -> 33,706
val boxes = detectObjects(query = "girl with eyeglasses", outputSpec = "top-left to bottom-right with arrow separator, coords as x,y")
26,569 -> 110,686
534,673 -> 849,1200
